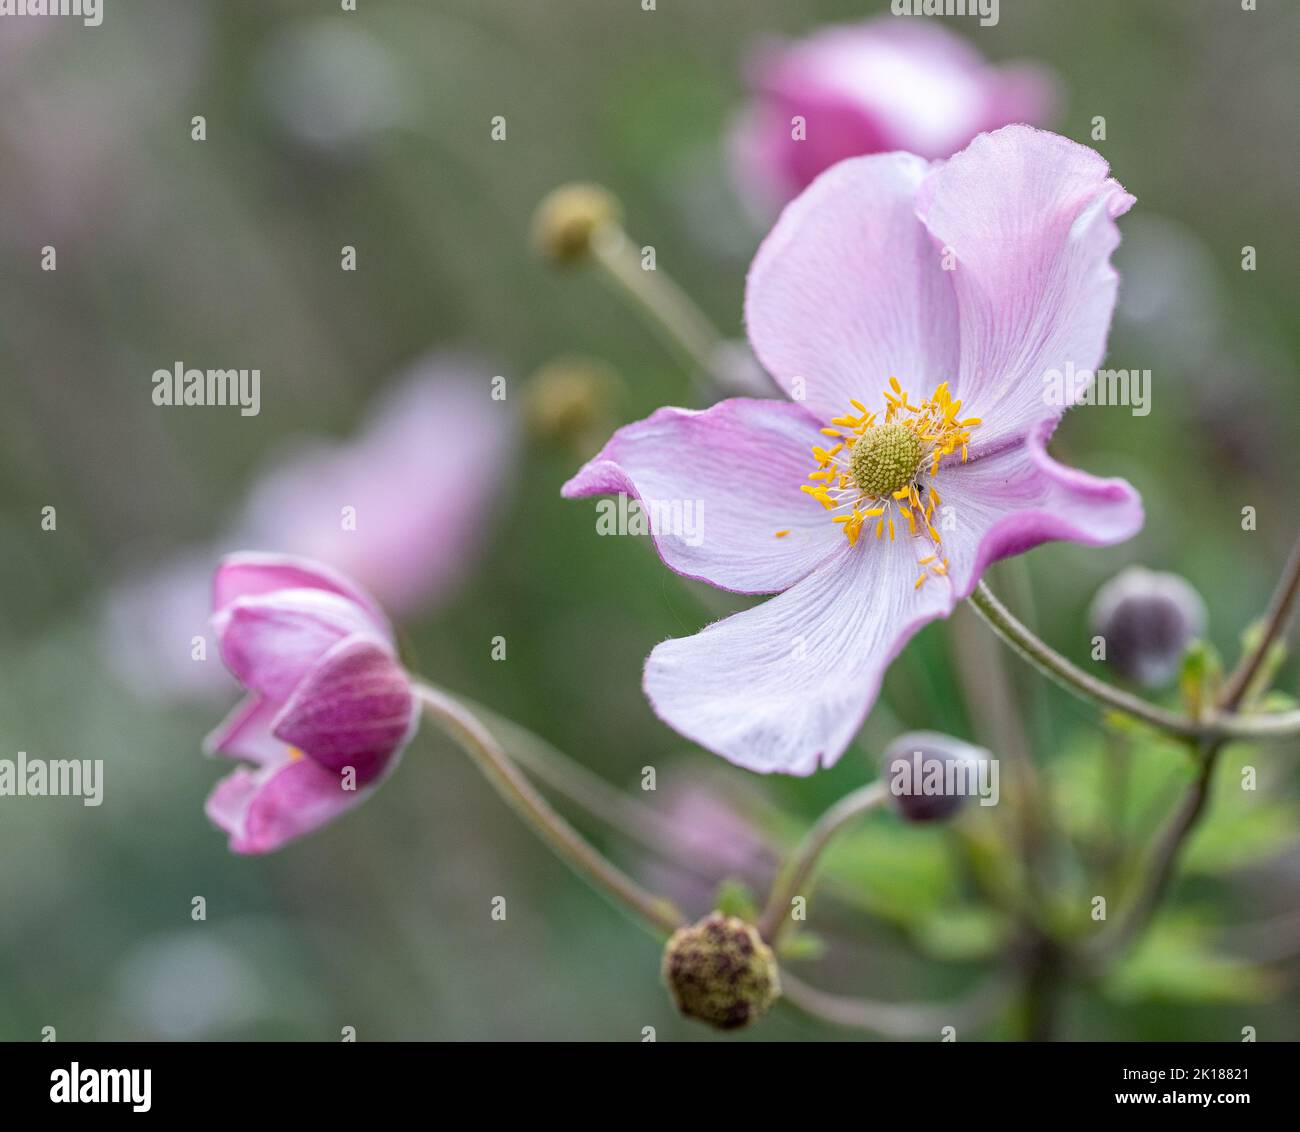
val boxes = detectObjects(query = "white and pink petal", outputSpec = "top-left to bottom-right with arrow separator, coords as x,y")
272,633 -> 417,786
212,588 -> 386,704
745,151 -> 959,421
915,125 -> 1135,450
213,551 -> 389,634
562,398 -> 843,595
644,538 -> 955,776
934,421 -> 1144,599
205,755 -> 374,856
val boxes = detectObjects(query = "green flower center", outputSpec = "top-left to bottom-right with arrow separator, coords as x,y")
849,423 -> 923,498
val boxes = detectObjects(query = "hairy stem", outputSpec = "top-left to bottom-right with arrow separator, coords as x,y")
416,683 -> 685,936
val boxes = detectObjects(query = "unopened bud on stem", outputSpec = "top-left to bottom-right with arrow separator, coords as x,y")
531,182 -> 622,266
662,912 -> 780,1030
1089,566 -> 1206,687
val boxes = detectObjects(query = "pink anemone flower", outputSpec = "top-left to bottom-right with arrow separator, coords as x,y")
204,553 -> 417,853
564,126 -> 1143,776
730,17 -> 1057,217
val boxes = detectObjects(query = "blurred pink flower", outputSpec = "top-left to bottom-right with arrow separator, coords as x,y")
233,359 -> 512,617
102,356 -> 512,703
730,17 -> 1057,216
566,127 -> 1141,775
204,553 -> 417,854
639,777 -> 776,918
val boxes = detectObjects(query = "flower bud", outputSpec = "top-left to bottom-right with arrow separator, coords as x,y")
530,182 -> 621,265
661,913 -> 779,1030
1089,566 -> 1206,687
881,731 -> 990,823
523,357 -> 619,452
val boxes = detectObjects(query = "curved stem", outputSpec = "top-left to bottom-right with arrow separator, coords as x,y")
968,581 -> 1198,737
780,968 -> 1012,1038
589,226 -> 728,398
1219,533 -> 1300,710
1083,531 -> 1300,967
1080,736 -> 1219,967
967,580 -> 1300,743
456,695 -> 779,883
416,683 -> 685,937
757,780 -> 889,942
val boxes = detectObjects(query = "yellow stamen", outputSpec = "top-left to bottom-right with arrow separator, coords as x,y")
792,379 -> 982,576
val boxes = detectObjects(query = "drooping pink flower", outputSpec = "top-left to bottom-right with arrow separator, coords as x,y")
565,126 -> 1143,776
730,17 -> 1057,216
204,553 -> 417,853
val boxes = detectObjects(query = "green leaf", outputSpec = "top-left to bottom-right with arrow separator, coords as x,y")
912,905 -> 1005,961
1103,917 -> 1279,1004
713,879 -> 758,922
1178,638 -> 1222,721
776,931 -> 826,962
1232,618 -> 1289,707
1183,746 -> 1300,875
817,818 -> 960,927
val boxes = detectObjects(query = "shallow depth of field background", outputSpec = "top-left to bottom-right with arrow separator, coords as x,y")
1,0 -> 1297,1041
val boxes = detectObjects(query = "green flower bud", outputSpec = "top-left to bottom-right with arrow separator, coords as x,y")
530,182 -> 622,265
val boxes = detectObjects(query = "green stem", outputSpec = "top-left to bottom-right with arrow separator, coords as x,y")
967,580 -> 1300,743
456,695 -> 779,883
1083,530 -> 1300,966
757,780 -> 888,942
780,968 -> 1013,1038
1219,534 -> 1300,710
416,683 -> 685,936
588,226 -> 728,397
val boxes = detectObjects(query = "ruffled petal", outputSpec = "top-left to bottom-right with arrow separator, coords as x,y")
934,421 -> 1144,599
213,551 -> 389,635
204,755 -> 373,855
914,125 -> 1135,451
644,538 -> 954,775
272,633 -> 417,785
213,588 -> 383,703
745,151 -> 960,421
562,398 -> 843,594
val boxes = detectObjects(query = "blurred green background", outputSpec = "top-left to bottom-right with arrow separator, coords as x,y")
0,0 -> 1296,1041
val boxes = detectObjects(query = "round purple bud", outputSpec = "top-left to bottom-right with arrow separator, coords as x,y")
1089,567 -> 1206,687
881,731 -> 991,823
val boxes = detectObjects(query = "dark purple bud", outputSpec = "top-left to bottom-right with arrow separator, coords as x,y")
881,731 -> 991,823
1089,567 -> 1206,687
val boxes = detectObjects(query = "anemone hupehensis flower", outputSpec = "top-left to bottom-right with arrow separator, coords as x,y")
204,553 -> 417,853
564,126 -> 1144,776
